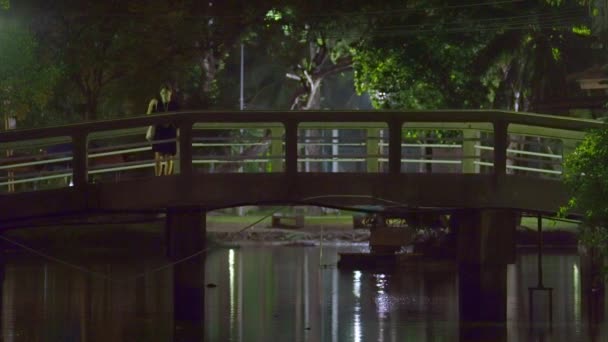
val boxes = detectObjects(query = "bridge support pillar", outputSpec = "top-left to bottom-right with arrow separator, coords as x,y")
165,206 -> 205,261
0,253 -> 3,335
452,209 -> 516,341
165,206 -> 206,340
458,264 -> 508,341
454,209 -> 516,266
172,253 -> 205,341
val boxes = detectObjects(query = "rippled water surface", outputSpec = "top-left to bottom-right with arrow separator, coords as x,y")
1,245 -> 606,341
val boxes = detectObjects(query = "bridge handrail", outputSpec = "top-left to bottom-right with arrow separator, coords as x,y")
0,110 -> 604,190
0,110 -> 603,141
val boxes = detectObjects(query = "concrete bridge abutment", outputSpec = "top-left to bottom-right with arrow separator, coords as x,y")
452,209 -> 517,340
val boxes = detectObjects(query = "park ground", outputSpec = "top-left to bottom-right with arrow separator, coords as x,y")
0,210 -> 580,260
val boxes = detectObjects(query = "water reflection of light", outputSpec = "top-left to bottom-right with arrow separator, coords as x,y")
507,264 -> 517,323
354,305 -> 362,342
374,273 -> 387,290
373,273 -> 389,341
331,268 -> 339,342
374,273 -> 389,313
229,249 -> 236,338
304,252 -> 310,336
353,270 -> 362,342
353,271 -> 361,298
573,263 -> 580,321
229,249 -> 235,300
238,252 -> 243,342
375,293 -> 390,316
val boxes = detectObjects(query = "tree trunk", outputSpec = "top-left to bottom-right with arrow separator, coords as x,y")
302,79 -> 323,172
201,51 -> 217,94
85,91 -> 98,121
214,130 -> 272,173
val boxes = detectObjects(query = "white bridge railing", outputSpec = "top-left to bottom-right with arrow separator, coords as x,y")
0,110 -> 602,194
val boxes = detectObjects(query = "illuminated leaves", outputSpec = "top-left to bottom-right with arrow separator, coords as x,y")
551,47 -> 561,61
0,23 -> 60,122
563,128 -> 608,229
572,25 -> 592,36
354,33 -> 485,109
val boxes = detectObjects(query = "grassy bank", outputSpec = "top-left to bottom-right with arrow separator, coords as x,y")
208,214 -> 580,231
0,214 -> 580,257
207,214 -> 353,228
519,217 -> 579,232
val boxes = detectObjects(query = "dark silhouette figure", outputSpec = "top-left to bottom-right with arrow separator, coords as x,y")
147,84 -> 179,176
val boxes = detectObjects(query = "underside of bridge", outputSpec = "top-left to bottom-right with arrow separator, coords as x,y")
0,173 -> 571,223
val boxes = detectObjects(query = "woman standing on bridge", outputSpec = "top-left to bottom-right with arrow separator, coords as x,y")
146,84 -> 179,176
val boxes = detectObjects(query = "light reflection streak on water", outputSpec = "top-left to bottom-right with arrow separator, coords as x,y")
353,271 -> 361,298
573,263 -> 580,322
2,246 -> 598,341
229,249 -> 236,340
238,252 -> 243,342
374,273 -> 389,341
304,252 -> 310,337
353,270 -> 362,342
332,268 -> 338,342
507,264 -> 517,323
374,273 -> 389,316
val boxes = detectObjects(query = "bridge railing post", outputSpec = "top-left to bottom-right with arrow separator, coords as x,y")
285,120 -> 298,177
388,119 -> 403,174
178,120 -> 193,179
72,131 -> 88,188
493,121 -> 508,178
366,128 -> 380,173
462,129 -> 479,173
270,127 -> 284,172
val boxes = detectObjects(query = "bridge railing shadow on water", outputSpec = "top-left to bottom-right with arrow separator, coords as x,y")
0,110 -> 599,196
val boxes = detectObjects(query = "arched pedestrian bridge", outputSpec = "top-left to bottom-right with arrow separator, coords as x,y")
3,109 -> 602,327
0,110 -> 603,222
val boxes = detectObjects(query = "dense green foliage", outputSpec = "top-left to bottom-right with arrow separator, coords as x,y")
248,2 -> 370,110
562,127 -> 608,252
0,21 -> 60,124
6,0 -> 274,123
0,0 -> 602,128
354,0 -> 592,110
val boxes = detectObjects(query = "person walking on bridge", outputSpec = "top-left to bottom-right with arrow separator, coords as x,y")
146,84 -> 179,176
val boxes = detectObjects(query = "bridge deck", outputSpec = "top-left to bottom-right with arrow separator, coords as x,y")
0,173 -> 568,221
0,110 -> 603,222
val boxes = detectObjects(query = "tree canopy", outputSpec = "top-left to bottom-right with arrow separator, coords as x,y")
354,0 -> 592,110
561,126 -> 608,265
0,0 -> 602,128
7,0 -> 275,123
0,19 -> 60,125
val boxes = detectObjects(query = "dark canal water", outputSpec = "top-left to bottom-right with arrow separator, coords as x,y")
0,245 -> 606,341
